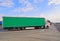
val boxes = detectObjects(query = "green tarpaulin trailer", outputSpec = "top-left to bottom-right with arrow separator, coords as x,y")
2,17 -> 46,30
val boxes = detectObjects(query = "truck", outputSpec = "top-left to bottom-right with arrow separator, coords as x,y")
2,17 -> 49,30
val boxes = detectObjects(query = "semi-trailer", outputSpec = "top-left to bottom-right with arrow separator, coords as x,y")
2,17 -> 49,30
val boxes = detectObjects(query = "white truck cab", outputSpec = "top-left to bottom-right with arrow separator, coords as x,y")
45,20 -> 51,29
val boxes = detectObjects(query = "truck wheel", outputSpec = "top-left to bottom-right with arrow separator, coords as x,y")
46,26 -> 49,29
24,27 -> 26,30
39,26 -> 42,29
17,27 -> 20,31
36,26 -> 39,29
34,26 -> 39,29
20,27 -> 22,30
43,25 -> 45,29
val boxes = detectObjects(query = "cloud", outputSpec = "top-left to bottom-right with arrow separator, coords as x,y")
13,0 -> 43,13
0,14 -> 6,21
40,10 -> 60,23
13,0 -> 60,23
22,7 -> 34,12
21,2 -> 34,12
0,14 -> 16,21
48,0 -> 60,5
47,0 -> 60,22
19,0 -> 27,4
33,0 -> 44,3
0,14 -> 11,21
19,0 -> 43,3
13,0 -> 35,13
13,6 -> 34,13
13,7 -> 21,13
0,0 -> 14,7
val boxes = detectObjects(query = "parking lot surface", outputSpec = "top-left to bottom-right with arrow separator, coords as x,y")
0,24 -> 60,41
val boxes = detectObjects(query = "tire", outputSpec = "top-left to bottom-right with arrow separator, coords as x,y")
46,26 -> 49,29
17,27 -> 20,31
43,25 -> 45,29
24,27 -> 26,30
34,26 -> 39,29
20,27 -> 22,30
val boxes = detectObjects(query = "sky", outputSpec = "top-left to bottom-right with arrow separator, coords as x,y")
0,0 -> 60,23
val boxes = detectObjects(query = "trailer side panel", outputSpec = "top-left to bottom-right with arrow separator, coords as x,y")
3,17 -> 45,28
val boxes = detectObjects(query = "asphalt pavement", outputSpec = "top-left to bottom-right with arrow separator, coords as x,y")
54,23 -> 60,32
0,24 -> 60,41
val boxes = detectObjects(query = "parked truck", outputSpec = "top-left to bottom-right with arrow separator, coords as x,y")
2,17 -> 49,30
